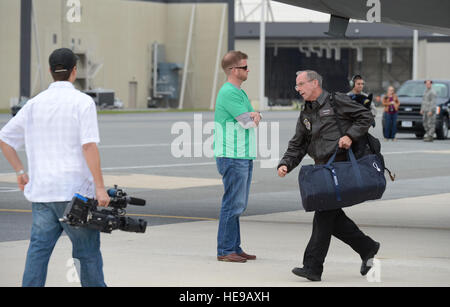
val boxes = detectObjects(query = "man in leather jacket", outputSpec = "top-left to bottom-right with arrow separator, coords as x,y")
277,70 -> 380,282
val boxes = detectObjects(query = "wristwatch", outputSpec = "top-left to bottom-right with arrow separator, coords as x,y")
16,170 -> 26,176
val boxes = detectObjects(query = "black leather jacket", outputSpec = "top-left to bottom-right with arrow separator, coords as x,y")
278,90 -> 373,172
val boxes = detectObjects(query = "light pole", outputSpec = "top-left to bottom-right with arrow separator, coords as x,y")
259,0 -> 266,110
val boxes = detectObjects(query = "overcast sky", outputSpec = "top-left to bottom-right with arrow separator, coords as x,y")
236,0 -> 331,22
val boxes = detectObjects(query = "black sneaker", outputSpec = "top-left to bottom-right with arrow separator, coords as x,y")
292,267 -> 321,281
360,242 -> 380,276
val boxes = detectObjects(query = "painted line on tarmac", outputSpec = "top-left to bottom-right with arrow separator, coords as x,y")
1,149 -> 449,174
98,144 -> 450,156
127,213 -> 217,221
0,187 -> 20,193
0,209 -> 32,213
101,148 -> 450,171
100,143 -> 170,149
101,161 -> 217,171
0,209 -> 216,221
97,145 -> 450,155
384,149 -> 450,155
99,143 -> 203,149
3,141 -> 436,153
100,159 -> 289,171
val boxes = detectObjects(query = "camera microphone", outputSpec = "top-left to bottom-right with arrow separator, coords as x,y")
107,186 -> 146,206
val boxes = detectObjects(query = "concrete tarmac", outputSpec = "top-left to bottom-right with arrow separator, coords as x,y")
1,193 -> 449,287
1,110 -> 450,288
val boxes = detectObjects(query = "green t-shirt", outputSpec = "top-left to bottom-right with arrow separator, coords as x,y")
214,82 -> 256,159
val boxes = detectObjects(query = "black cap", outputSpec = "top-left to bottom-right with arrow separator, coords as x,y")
49,48 -> 78,73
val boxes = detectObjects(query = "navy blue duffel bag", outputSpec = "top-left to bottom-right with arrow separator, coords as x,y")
298,147 -> 386,212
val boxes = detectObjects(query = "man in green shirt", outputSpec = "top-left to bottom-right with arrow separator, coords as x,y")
214,51 -> 261,263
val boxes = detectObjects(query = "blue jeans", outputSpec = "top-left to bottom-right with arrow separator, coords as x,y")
383,112 -> 398,139
216,157 -> 253,256
22,202 -> 106,287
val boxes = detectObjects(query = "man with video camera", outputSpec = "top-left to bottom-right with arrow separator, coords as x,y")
0,48 -> 109,287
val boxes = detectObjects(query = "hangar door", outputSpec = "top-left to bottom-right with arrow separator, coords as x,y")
265,47 -> 350,106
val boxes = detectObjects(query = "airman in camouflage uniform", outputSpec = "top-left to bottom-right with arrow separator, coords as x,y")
420,80 -> 437,142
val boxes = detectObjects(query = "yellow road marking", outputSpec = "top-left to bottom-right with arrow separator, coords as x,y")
0,209 -> 217,221
0,174 -> 223,190
0,209 -> 32,213
127,213 -> 217,221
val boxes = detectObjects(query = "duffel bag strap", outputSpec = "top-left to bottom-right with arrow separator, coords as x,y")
324,164 -> 342,202
385,167 -> 396,181
325,146 -> 363,202
325,146 -> 339,165
347,147 -> 364,189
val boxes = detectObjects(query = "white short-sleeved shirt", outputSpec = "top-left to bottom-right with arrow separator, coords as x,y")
0,81 -> 100,202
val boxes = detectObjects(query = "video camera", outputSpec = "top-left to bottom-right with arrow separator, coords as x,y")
60,185 -> 147,234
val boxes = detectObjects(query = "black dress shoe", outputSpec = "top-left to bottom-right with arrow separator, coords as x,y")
361,242 -> 380,276
292,267 -> 321,281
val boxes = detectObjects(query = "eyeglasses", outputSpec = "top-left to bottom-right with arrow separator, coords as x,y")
295,79 -> 313,90
229,66 -> 248,70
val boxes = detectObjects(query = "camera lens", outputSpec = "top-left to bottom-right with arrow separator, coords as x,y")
120,217 -> 147,233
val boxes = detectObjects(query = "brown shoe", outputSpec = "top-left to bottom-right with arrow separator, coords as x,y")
238,251 -> 256,260
217,253 -> 247,263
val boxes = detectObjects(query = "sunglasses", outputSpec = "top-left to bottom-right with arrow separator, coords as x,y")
229,66 -> 248,70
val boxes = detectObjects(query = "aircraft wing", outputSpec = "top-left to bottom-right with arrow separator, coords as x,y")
276,0 -> 450,35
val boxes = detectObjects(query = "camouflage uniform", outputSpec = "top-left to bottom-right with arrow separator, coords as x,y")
421,88 -> 437,140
